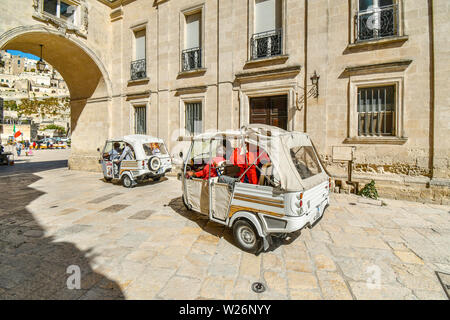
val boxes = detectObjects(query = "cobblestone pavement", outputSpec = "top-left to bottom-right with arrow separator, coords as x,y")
0,150 -> 449,300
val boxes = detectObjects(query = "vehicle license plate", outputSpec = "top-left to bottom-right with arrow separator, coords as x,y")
314,206 -> 321,221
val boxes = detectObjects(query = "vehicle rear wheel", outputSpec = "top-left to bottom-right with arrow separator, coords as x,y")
122,175 -> 134,188
233,220 -> 262,254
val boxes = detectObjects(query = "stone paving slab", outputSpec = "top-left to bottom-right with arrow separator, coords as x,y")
0,150 -> 449,299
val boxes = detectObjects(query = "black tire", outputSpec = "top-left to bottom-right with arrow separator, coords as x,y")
104,177 -> 113,182
232,220 -> 262,254
122,175 -> 134,188
153,175 -> 161,181
148,156 -> 161,171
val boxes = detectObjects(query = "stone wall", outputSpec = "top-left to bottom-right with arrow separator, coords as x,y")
1,0 -> 448,202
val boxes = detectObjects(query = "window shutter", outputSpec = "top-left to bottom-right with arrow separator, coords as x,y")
135,30 -> 146,61
185,13 -> 201,49
255,0 -> 281,33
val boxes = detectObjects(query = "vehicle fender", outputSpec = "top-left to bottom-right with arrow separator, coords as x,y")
120,170 -> 133,180
229,211 -> 266,238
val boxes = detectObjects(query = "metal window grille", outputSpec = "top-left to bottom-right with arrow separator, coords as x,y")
181,47 -> 202,72
134,106 -> 146,134
356,4 -> 399,42
250,28 -> 282,60
130,59 -> 146,80
357,85 -> 395,136
185,102 -> 202,136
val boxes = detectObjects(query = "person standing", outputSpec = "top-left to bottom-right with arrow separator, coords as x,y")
109,142 -> 122,178
24,140 -> 30,156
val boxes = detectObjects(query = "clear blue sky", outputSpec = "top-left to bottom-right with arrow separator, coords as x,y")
6,50 -> 40,60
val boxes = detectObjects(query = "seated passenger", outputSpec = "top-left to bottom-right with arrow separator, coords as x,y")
231,143 -> 269,185
187,146 -> 226,180
109,142 -> 121,161
151,143 -> 161,155
118,143 -> 134,161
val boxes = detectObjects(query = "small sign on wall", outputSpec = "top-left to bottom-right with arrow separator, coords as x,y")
332,146 -> 355,162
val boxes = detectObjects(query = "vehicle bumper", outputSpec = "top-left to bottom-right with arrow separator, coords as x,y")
260,197 -> 329,234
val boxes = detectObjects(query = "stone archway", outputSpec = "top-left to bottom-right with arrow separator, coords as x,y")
0,25 -> 112,171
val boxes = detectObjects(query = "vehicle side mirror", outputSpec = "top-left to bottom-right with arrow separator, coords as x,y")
179,151 -> 183,158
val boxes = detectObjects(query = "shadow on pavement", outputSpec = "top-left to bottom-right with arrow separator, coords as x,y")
0,173 -> 124,300
104,176 -> 169,188
0,159 -> 68,176
168,196 -> 303,253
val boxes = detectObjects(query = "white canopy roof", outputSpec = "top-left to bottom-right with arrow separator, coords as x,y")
243,125 -> 327,191
180,124 -> 328,192
108,135 -> 166,160
109,134 -> 164,145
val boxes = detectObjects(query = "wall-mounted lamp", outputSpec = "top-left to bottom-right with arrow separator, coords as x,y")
310,70 -> 320,98
36,44 -> 46,72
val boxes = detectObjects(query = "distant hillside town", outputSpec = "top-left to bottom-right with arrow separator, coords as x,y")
0,50 -> 70,143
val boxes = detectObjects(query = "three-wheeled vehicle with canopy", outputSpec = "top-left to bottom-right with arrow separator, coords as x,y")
179,124 -> 330,253
99,135 -> 172,188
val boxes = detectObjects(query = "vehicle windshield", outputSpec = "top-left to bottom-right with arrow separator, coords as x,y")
143,142 -> 168,156
290,146 -> 322,179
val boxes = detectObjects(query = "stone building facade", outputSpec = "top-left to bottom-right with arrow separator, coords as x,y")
0,0 -> 448,203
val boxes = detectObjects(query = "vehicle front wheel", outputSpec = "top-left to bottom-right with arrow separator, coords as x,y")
232,220 -> 262,254
122,175 -> 134,188
104,177 -> 113,182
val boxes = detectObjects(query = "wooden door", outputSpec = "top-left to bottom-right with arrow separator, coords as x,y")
250,95 -> 287,130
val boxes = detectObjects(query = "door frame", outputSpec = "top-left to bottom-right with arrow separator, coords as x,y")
239,86 -> 296,131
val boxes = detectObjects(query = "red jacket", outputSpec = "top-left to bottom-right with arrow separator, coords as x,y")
194,156 -> 225,180
231,147 -> 270,184
231,148 -> 255,184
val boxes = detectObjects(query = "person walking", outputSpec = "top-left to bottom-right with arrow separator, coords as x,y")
15,141 -> 22,157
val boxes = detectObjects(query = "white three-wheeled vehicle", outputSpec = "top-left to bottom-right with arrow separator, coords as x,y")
179,124 -> 330,253
99,135 -> 172,188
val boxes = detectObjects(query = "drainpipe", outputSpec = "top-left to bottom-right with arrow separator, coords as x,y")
428,0 -> 435,180
216,0 -> 220,130
156,4 -> 160,137
303,0 -> 308,133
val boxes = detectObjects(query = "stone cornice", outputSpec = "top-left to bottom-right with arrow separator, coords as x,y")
235,65 -> 301,83
97,0 -> 138,8
343,136 -> 408,145
174,85 -> 207,96
125,90 -> 151,100
341,60 -> 413,77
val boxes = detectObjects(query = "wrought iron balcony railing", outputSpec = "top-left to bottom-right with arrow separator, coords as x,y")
182,47 -> 202,72
356,4 -> 399,42
130,59 -> 146,80
250,28 -> 283,60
